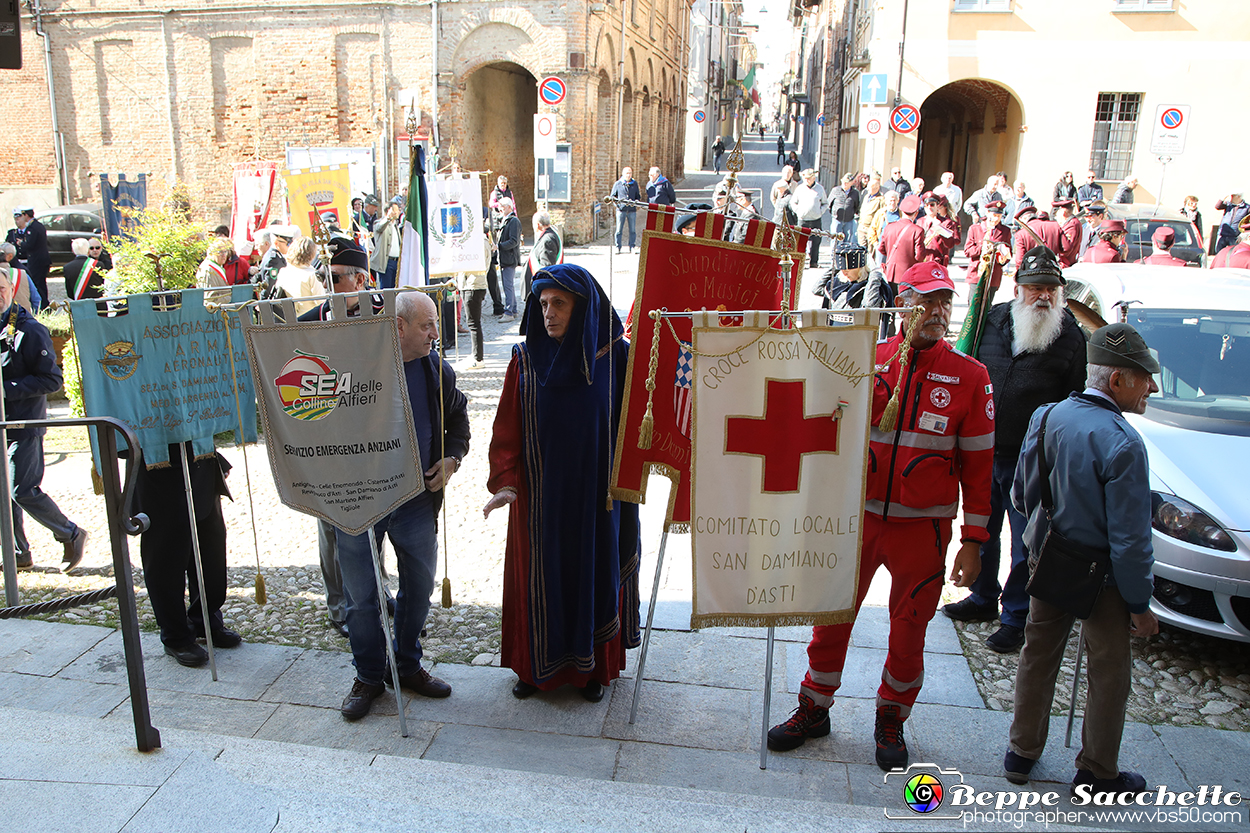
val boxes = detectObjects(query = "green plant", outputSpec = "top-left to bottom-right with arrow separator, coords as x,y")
35,306 -> 71,337
61,332 -> 84,416
104,183 -> 211,295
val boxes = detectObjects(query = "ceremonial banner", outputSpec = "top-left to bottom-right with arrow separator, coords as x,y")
238,294 -> 423,535
98,173 -> 147,242
690,310 -> 876,627
426,173 -> 487,277
282,165 -> 353,239
70,286 -> 257,467
231,161 -> 280,246
611,205 -> 810,530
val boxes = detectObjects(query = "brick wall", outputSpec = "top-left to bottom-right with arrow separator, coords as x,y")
1,2 -> 690,243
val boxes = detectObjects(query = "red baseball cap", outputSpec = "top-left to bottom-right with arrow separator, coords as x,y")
900,262 -> 956,295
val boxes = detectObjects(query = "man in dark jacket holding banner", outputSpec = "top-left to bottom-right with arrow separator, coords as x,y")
1004,322 -> 1158,796
339,290 -> 471,720
944,247 -> 1087,653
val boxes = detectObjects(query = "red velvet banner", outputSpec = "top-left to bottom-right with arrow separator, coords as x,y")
611,205 -> 808,530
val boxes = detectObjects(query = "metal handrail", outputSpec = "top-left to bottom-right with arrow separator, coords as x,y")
0,416 -> 159,752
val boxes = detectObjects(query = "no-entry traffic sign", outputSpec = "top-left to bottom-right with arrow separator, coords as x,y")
860,106 -> 887,139
538,76 -> 567,106
1150,103 -> 1190,155
890,104 -> 920,135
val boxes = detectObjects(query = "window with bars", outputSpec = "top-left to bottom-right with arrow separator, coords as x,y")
1112,0 -> 1174,11
1089,92 -> 1142,181
952,0 -> 1013,11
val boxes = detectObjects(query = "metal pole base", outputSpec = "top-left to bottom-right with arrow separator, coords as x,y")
1065,622 -> 1086,749
370,531 -> 408,738
178,444 -> 217,681
629,528 -> 669,725
760,625 -> 776,770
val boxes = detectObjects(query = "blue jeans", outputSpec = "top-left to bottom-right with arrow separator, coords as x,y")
615,211 -> 636,251
336,491 -> 438,685
835,219 -> 857,243
500,265 -> 517,315
8,435 -> 76,556
969,456 -> 1030,629
380,257 -> 398,290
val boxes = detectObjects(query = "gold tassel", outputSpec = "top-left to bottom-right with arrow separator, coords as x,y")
254,572 -> 267,605
638,401 -> 655,449
441,576 -> 452,608
637,309 -> 664,449
878,304 -> 924,433
91,466 -> 104,496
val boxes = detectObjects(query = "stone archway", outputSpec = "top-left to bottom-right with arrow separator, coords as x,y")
917,79 -> 1024,195
460,61 -> 538,223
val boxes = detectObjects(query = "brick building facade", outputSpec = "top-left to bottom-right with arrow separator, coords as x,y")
2,0 -> 691,243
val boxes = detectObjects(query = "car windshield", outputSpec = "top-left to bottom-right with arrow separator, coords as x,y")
1127,308 -> 1250,436
1126,219 -> 1196,248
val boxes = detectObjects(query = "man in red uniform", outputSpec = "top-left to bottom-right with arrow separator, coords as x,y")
1053,199 -> 1082,267
1082,218 -> 1127,264
964,200 -> 1013,290
1012,205 -> 1064,268
1135,227 -> 1188,266
1211,216 -> 1250,268
879,194 -> 925,284
767,261 -> 994,771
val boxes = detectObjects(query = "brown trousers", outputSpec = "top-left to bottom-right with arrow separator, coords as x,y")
1008,587 -> 1132,780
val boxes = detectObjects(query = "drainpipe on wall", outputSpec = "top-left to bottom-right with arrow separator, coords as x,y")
431,0 -> 440,171
160,12 -> 179,186
890,0 -> 909,164
614,1 -> 626,174
30,0 -> 66,203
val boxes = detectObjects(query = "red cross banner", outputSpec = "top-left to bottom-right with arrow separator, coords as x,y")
611,205 -> 809,531
690,311 -> 877,627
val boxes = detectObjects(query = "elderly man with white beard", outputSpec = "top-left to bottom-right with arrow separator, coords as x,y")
943,246 -> 1088,652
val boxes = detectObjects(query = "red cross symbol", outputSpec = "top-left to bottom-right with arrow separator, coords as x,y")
725,379 -> 840,493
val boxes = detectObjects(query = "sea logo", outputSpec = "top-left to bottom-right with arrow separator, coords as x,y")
99,340 -> 142,381
273,351 -> 353,421
883,763 -> 963,821
903,771 -> 944,814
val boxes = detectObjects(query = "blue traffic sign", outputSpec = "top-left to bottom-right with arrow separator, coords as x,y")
817,112 -> 826,126
693,109 -> 706,123
861,73 -> 888,106
890,104 -> 920,134
538,76 -> 567,106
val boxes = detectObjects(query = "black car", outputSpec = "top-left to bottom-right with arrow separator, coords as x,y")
33,203 -> 105,265
1105,204 -> 1204,267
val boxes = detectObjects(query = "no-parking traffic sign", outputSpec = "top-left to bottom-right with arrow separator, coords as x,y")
890,104 -> 920,135
1150,103 -> 1190,155
538,76 -> 567,106
860,107 -> 887,139
693,109 -> 706,123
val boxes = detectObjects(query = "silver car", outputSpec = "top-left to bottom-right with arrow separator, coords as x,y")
1064,264 -> 1250,642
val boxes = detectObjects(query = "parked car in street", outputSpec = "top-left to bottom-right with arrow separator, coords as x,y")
34,203 -> 105,265
1104,204 -> 1204,267
1063,263 -> 1250,642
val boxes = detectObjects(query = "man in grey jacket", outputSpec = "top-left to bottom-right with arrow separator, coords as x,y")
1004,322 -> 1159,798
370,197 -> 404,289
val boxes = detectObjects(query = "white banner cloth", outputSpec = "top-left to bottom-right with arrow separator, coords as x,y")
427,173 -> 487,277
691,310 -> 877,627
238,293 -> 423,535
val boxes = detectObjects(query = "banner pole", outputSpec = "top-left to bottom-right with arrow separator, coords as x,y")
177,443 -> 217,681
760,625 -> 776,770
628,526 -> 669,725
369,528 -> 408,738
1065,622 -> 1086,748
0,390 -> 17,606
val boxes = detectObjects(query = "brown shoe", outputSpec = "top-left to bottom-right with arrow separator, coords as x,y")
341,678 -> 386,720
62,529 -> 88,572
389,665 -> 451,698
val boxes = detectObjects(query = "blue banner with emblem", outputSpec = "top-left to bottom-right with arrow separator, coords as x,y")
70,286 -> 257,467
98,173 -> 148,242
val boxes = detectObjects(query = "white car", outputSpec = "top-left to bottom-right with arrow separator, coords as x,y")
1062,263 -> 1250,642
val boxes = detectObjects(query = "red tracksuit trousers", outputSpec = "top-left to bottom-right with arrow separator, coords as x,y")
799,513 -> 952,719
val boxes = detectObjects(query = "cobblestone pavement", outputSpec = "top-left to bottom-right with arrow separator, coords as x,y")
9,227 -> 1250,733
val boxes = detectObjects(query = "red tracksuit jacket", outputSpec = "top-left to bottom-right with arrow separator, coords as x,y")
866,333 -> 995,545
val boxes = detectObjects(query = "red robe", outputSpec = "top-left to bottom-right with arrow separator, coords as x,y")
879,217 -> 925,284
487,352 -> 634,690
1082,239 -> 1125,264
963,222 -> 1012,288
1211,242 -> 1250,269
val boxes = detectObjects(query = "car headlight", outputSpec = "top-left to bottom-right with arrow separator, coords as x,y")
1151,492 -> 1237,552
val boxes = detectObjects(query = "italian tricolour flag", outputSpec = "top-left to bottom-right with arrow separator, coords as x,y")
397,145 -> 430,288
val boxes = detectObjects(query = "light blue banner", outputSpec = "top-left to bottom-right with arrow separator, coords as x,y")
70,286 -> 257,467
